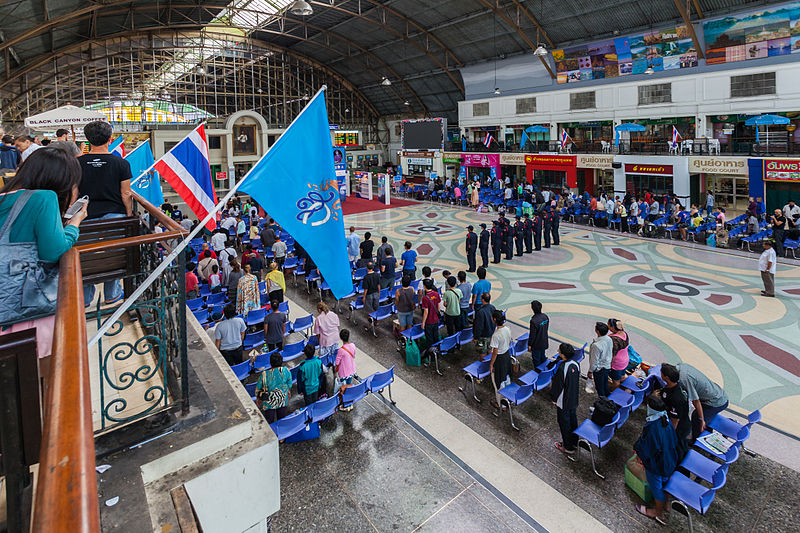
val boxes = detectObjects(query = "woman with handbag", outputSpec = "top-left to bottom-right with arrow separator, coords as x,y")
608,318 -> 630,392
334,329 -> 357,408
0,148 -> 87,365
488,310 -> 513,411
255,352 -> 293,423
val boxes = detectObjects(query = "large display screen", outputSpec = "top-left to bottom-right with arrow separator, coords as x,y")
402,119 -> 445,151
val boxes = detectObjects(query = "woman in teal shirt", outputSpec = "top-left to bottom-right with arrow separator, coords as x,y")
256,352 -> 293,423
0,148 -> 87,358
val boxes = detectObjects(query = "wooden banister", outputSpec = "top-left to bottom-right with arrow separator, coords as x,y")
131,191 -> 185,233
75,229 -> 186,254
32,248 -> 100,533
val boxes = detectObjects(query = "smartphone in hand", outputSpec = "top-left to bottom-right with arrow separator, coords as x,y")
64,195 -> 89,219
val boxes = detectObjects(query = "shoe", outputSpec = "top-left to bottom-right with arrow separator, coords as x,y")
555,442 -> 575,454
467,269 -> 476,273
103,294 -> 124,305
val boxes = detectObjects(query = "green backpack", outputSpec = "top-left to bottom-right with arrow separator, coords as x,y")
405,339 -> 422,367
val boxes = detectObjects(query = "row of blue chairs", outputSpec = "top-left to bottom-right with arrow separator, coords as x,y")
268,367 -> 397,440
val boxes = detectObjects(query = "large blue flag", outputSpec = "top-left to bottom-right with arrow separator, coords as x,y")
126,140 -> 164,207
238,90 -> 351,299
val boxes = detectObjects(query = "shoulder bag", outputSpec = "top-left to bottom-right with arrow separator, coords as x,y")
0,190 -> 60,327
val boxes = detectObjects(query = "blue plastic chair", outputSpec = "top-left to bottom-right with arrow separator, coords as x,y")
292,314 -> 314,337
430,333 -> 459,376
497,382 -> 535,431
252,349 -> 275,371
278,301 -> 290,315
192,308 -> 209,323
187,297 -> 204,311
458,360 -> 491,403
283,256 -> 299,270
341,380 -> 369,408
245,308 -> 267,328
242,331 -> 265,353
282,340 -> 305,363
457,328 -> 473,346
244,381 -> 257,401
665,469 -> 727,532
205,292 -> 226,307
308,394 -> 339,423
290,365 -> 300,387
707,410 -> 760,442
352,267 -> 367,282
679,448 -> 735,483
367,366 -> 396,404
530,365 -> 557,392
615,396 -> 635,429
230,360 -> 251,381
269,409 -> 309,440
367,304 -> 395,337
573,411 -> 621,479
508,338 -> 528,360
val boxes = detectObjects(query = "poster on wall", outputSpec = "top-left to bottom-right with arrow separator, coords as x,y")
703,1 -> 800,65
553,25 -> 696,83
233,125 -> 256,155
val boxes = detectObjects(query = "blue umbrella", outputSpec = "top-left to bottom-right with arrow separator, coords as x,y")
615,122 -> 646,132
745,114 -> 790,148
744,114 -> 789,126
520,125 -> 550,150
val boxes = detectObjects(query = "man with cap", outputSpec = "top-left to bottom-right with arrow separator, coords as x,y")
532,211 -> 543,251
479,223 -> 490,268
523,213 -> 533,253
542,208 -> 552,248
551,207 -> 561,245
491,220 -> 502,264
513,216 -> 525,256
465,225 -> 478,272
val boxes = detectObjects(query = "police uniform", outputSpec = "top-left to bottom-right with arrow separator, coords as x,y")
523,214 -> 533,253
500,218 -> 513,260
532,212 -> 543,251
465,225 -> 478,272
478,223 -> 490,268
543,209 -> 552,248
513,217 -> 524,256
490,221 -> 502,263
551,209 -> 561,245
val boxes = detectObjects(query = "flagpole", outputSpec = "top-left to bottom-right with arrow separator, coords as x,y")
88,86 -> 328,347
130,124 -> 205,186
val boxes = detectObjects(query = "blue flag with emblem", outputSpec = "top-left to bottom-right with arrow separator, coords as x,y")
238,89 -> 351,299
125,140 -> 164,207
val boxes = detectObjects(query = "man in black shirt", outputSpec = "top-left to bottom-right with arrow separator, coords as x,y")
528,300 -> 549,368
380,249 -> 397,289
362,262 -> 381,315
770,209 -> 786,257
658,365 -> 691,460
78,121 -> 133,219
478,223 -> 490,268
359,231 -> 375,267
78,121 -> 132,306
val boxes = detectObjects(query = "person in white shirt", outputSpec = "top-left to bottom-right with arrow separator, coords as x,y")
784,201 -> 800,228
211,230 -> 228,253
606,197 -> 615,215
759,240 -> 777,297
542,189 -> 552,203
180,215 -> 193,231
13,135 -> 42,163
221,215 -> 236,231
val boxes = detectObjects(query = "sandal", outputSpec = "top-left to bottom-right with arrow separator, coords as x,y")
635,505 -> 665,525
555,442 -> 575,454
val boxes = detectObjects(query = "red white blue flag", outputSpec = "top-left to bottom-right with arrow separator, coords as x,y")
483,132 -> 494,148
153,124 -> 218,231
672,125 -> 681,149
109,135 -> 125,157
560,129 -> 572,150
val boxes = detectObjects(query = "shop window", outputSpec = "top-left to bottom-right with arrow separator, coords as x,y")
515,97 -> 536,114
208,136 -> 222,149
473,102 -> 489,116
730,72 -> 775,98
569,92 -> 595,110
395,124 -> 401,136
164,141 -> 178,152
638,83 -> 672,105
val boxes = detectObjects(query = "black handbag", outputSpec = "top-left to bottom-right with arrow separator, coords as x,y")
0,190 -> 60,327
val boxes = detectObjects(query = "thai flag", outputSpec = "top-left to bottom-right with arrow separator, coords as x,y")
153,124 -> 218,231
560,129 -> 571,150
483,132 -> 494,148
672,125 -> 681,149
109,136 -> 125,157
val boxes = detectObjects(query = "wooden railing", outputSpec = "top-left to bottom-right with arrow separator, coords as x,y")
31,248 -> 99,533
32,193 -> 189,532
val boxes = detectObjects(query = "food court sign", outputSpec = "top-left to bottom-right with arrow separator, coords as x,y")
763,159 -> 800,182
689,156 -> 748,177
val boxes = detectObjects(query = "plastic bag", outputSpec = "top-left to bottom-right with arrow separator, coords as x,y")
405,339 -> 421,367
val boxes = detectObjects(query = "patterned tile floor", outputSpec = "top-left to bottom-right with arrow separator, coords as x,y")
345,203 -> 800,438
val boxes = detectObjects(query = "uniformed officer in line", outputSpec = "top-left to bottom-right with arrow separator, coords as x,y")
491,220 -> 502,264
465,225 -> 478,272
478,223 -> 490,268
500,216 -> 513,260
523,213 -> 533,253
551,208 -> 561,245
513,216 -> 525,256
543,208 -> 552,248
532,210 -> 543,251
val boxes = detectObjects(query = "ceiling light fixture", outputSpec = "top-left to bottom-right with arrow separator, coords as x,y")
404,100 -> 410,106
644,65 -> 655,75
494,87 -> 501,95
534,44 -> 548,57
381,77 -> 392,86
289,0 -> 313,16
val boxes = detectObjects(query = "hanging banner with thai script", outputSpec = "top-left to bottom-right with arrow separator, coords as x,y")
625,163 -> 673,176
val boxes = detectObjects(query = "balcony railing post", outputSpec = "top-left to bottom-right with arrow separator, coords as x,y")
178,249 -> 189,415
